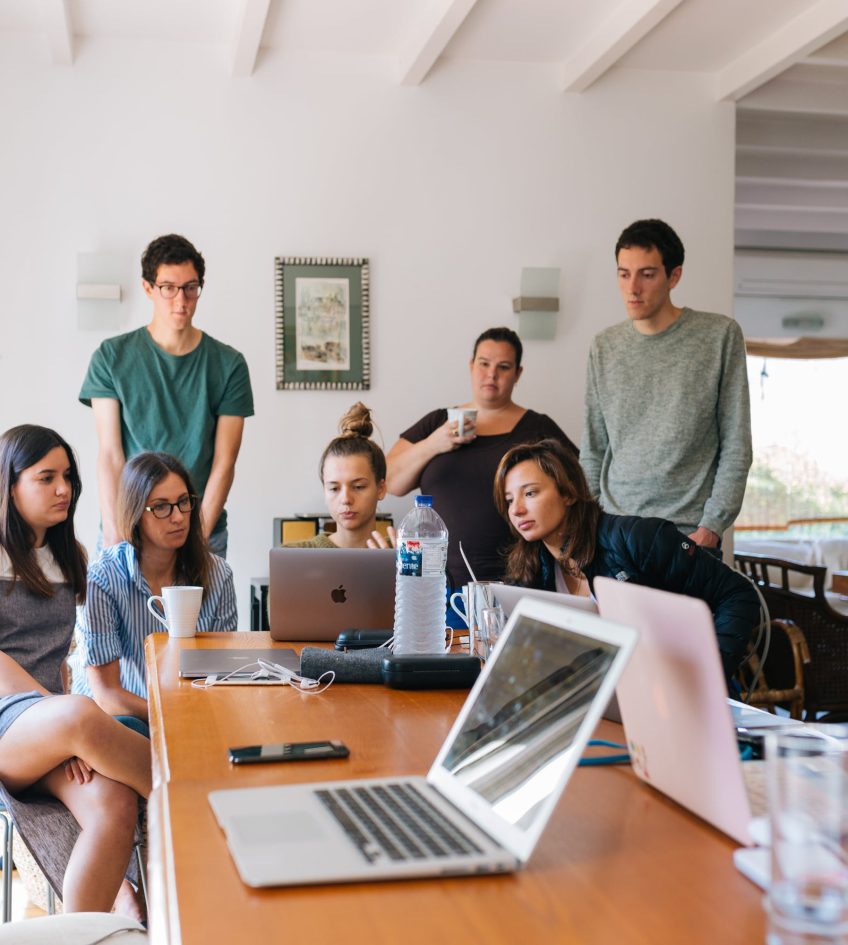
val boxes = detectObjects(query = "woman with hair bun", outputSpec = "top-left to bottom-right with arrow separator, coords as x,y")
287,403 -> 395,549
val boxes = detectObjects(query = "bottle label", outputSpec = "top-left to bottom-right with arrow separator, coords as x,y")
398,540 -> 423,577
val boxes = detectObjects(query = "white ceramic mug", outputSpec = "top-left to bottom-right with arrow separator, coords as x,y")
447,407 -> 478,438
147,586 -> 204,638
449,582 -> 500,653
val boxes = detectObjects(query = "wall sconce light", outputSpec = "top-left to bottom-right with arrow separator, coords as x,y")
512,267 -> 559,340
76,283 -> 121,301
77,253 -> 130,330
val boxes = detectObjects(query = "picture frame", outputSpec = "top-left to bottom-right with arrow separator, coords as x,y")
275,256 -> 370,390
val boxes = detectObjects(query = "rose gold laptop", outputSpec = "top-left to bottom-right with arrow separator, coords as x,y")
594,577 -> 760,846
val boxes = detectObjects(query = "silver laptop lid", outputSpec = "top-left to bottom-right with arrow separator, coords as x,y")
427,597 -> 637,863
179,648 -> 299,678
269,547 -> 396,641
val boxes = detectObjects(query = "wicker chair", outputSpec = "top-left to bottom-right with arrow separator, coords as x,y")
735,618 -> 810,720
735,552 -> 848,718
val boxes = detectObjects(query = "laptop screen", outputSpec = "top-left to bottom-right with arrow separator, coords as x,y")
438,613 -> 620,834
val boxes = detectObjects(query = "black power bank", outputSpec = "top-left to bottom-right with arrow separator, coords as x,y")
335,629 -> 394,651
381,654 -> 481,690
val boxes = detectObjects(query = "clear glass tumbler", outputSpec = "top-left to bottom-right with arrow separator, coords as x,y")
765,727 -> 848,945
477,606 -> 505,660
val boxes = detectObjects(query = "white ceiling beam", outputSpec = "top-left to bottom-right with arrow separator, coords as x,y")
558,0 -> 684,93
717,0 -> 848,102
230,0 -> 272,78
39,0 -> 73,66
397,0 -> 480,86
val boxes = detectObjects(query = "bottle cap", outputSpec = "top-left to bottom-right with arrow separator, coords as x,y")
415,495 -> 434,507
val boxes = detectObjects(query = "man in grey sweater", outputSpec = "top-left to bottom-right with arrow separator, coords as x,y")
581,219 -> 752,551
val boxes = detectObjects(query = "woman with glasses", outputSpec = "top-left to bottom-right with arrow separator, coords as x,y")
0,424 -> 150,915
74,452 -> 236,725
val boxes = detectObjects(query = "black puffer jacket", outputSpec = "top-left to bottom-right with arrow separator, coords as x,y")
533,512 -> 759,682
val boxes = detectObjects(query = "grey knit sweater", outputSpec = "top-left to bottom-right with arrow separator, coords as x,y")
580,307 -> 752,536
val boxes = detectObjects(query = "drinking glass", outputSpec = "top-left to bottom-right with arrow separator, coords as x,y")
477,606 -> 505,660
765,727 -> 848,945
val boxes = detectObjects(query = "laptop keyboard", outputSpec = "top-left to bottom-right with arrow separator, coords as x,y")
315,782 -> 485,865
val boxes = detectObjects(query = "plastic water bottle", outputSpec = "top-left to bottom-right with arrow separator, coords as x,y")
393,496 -> 448,654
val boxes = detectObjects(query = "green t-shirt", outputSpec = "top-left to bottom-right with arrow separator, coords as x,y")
79,327 -> 254,534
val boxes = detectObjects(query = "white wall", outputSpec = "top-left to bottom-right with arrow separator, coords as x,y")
0,38 -> 736,623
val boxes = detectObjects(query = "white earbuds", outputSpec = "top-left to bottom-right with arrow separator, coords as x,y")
191,659 -> 334,694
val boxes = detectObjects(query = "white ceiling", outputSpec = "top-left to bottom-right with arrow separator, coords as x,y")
4,0 -> 848,249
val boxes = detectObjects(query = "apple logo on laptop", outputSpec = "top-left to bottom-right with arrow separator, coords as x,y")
331,585 -> 347,604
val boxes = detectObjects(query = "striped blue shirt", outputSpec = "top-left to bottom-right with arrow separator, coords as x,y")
72,541 -> 236,699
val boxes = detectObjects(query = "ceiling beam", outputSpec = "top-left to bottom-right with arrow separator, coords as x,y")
230,0 -> 272,78
39,0 -> 73,66
717,0 -> 848,101
397,0 -> 479,86
558,0 -> 684,93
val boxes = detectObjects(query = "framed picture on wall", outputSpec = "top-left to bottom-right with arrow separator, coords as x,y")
274,256 -> 370,390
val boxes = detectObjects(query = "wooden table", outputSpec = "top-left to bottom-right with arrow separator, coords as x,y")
145,632 -> 765,945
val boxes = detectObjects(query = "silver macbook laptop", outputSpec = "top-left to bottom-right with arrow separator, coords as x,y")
492,583 -> 598,617
269,548 -> 396,642
492,585 -> 618,720
208,596 -> 638,887
179,648 -> 299,680
594,577 -> 783,847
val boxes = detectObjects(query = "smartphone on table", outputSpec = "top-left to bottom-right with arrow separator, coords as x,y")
228,740 -> 350,765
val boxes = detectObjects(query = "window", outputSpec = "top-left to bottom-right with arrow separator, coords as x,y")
737,356 -> 848,538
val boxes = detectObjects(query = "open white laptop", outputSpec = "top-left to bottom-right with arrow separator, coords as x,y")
491,583 -> 598,617
208,597 -> 638,887
593,577 -> 801,848
269,547 -> 396,642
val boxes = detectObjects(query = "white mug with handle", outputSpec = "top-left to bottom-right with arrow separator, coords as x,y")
449,582 -> 501,654
147,586 -> 204,638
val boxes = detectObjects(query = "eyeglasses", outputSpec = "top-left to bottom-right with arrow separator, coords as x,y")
144,494 -> 197,519
154,282 -> 203,300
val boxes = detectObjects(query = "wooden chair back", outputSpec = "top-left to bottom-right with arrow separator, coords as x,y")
735,552 -> 848,718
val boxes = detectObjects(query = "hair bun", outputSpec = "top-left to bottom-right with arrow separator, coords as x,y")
338,402 -> 373,439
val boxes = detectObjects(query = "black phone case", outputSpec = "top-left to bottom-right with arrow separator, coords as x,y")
229,742 -> 349,764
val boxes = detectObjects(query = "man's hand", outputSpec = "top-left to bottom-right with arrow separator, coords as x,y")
101,527 -> 122,547
688,526 -> 720,548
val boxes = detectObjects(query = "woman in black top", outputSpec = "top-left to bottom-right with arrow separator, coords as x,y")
386,327 -> 577,584
493,438 -> 759,683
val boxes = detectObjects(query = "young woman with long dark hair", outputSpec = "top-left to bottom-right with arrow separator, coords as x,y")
0,424 -> 150,915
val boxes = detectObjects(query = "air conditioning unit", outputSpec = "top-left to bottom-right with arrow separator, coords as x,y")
734,251 -> 848,337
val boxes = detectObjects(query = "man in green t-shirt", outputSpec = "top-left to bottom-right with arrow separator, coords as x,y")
79,234 -> 254,557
